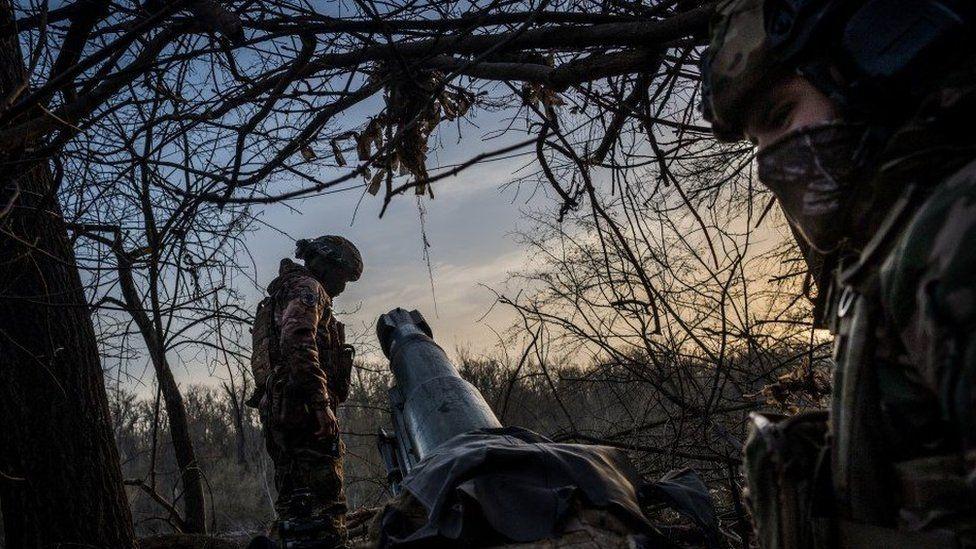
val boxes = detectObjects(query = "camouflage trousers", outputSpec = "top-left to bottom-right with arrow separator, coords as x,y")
261,412 -> 348,548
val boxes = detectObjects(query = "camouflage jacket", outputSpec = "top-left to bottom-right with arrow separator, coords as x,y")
824,66 -> 976,545
250,259 -> 351,410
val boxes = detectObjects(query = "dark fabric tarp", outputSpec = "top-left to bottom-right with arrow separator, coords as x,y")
379,427 -> 659,547
640,467 -> 721,548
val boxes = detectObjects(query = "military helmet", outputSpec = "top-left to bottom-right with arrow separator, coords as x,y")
701,0 -> 974,141
700,0 -> 843,141
700,0 -> 774,141
295,235 -> 363,281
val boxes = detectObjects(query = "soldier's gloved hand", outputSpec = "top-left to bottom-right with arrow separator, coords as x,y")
313,405 -> 339,440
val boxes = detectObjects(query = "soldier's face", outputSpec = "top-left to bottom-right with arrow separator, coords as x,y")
742,75 -> 868,253
743,75 -> 838,152
322,275 -> 346,297
307,256 -> 348,296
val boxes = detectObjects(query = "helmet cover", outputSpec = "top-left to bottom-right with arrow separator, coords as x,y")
701,0 -> 778,141
702,0 -> 844,140
295,235 -> 363,281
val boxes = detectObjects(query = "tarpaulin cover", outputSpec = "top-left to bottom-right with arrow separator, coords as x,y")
378,426 -> 657,546
640,467 -> 721,548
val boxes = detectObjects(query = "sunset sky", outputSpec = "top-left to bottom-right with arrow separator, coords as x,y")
105,88 -> 572,394
157,111 -> 556,393
244,150 -> 543,357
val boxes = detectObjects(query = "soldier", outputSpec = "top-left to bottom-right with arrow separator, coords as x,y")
700,1 -> 976,547
248,235 -> 362,548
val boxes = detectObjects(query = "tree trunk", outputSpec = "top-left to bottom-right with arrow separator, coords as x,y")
230,385 -> 249,467
0,1 -> 135,545
150,354 -> 208,534
116,255 -> 208,534
151,353 -> 208,534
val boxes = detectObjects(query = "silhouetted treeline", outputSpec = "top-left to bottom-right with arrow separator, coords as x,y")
106,344 -> 825,541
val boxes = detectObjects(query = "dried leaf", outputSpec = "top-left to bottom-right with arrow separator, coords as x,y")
455,92 -> 473,118
521,84 -> 536,106
440,93 -> 458,120
543,89 -> 565,107
366,119 -> 382,142
367,170 -> 384,195
330,140 -> 346,167
357,119 -> 382,160
356,132 -> 370,161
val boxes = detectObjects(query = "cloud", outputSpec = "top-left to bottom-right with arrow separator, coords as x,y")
240,153 -> 543,362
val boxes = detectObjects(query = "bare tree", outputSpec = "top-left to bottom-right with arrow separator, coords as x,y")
0,0 -> 134,543
65,100 -> 256,532
484,52 -> 829,546
5,0 -> 809,542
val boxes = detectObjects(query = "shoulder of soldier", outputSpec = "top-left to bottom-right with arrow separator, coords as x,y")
880,158 -> 976,330
269,262 -> 330,308
281,274 -> 330,306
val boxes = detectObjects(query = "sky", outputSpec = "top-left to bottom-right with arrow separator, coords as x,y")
108,81 -> 561,393
228,107 -> 555,374
243,157 -> 541,358
221,36 -> 551,367
141,130 -> 551,392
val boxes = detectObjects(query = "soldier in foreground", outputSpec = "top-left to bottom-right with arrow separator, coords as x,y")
248,235 -> 362,548
701,0 -> 975,547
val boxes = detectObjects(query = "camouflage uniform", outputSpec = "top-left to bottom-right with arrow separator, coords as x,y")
821,82 -> 976,546
702,1 -> 976,546
250,258 -> 354,547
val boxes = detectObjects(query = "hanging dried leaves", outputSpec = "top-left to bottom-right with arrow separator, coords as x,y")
356,117 -> 384,161
311,67 -> 476,198
386,70 -> 438,194
366,170 -> 384,196
330,140 -> 346,167
380,67 -> 474,196
521,82 -> 565,108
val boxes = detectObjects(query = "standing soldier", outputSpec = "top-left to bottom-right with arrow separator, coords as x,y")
248,235 -> 362,548
701,1 -> 976,547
